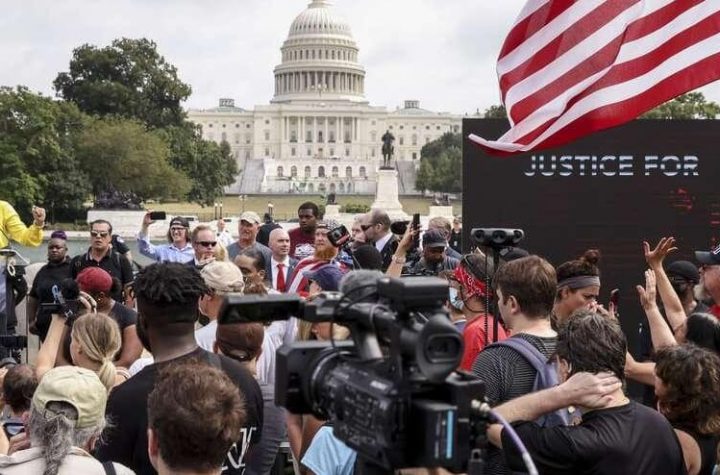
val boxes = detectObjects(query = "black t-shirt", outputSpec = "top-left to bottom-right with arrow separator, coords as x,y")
502,401 -> 687,475
472,333 -> 557,475
95,347 -> 263,475
70,249 -> 133,302
28,259 -> 73,341
108,302 -> 137,331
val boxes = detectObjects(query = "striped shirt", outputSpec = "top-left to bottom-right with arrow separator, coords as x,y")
471,333 -> 557,475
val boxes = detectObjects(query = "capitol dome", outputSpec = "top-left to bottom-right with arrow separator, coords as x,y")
272,0 -> 367,103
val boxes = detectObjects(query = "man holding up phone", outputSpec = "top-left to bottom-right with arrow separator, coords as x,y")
137,213 -> 194,263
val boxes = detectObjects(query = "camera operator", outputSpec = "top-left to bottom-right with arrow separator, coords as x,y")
405,229 -> 459,277
487,310 -> 686,475
299,270 -> 384,475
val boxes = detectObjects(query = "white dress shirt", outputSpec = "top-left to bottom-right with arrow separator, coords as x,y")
271,256 -> 291,290
374,232 -> 393,253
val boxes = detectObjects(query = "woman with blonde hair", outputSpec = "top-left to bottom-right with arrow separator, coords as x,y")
35,281 -> 123,390
68,313 -> 122,390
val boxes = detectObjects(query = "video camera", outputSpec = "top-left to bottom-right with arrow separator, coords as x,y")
39,279 -> 83,321
220,276 -> 488,473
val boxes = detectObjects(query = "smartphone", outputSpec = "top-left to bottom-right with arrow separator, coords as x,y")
411,213 -> 421,248
610,288 -> 620,307
149,211 -> 167,221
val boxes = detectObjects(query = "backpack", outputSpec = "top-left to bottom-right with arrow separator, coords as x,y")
489,337 -> 572,427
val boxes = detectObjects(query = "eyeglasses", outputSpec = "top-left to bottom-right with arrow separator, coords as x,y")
90,231 -> 109,238
197,241 -> 217,248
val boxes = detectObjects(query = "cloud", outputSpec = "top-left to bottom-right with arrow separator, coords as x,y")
1,0 -> 718,115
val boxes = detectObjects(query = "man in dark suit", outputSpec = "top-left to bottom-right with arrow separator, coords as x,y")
267,228 -> 298,292
361,210 -> 398,272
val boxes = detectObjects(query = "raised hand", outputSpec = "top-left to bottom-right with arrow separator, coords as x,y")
143,211 -> 155,227
636,269 -> 657,310
643,237 -> 677,270
31,205 -> 46,226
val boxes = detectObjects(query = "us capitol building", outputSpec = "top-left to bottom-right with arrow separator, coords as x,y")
188,0 -> 462,195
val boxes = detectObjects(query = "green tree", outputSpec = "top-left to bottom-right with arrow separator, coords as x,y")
484,104 -> 508,119
75,118 -> 190,201
0,86 -> 91,221
159,123 -> 238,206
415,133 -> 462,193
54,38 -> 192,129
641,92 -> 720,119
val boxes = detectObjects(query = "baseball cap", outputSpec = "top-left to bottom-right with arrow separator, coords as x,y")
317,219 -> 340,230
32,366 -> 107,429
201,261 -> 245,294
304,264 -> 345,291
666,260 -> 700,283
169,216 -> 190,228
76,267 -> 113,294
240,211 -> 261,225
422,229 -> 448,249
695,244 -> 720,266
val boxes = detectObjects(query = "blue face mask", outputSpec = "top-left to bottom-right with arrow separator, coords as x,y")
448,287 -> 464,311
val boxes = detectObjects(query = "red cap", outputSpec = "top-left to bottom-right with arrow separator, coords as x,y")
76,267 -> 113,294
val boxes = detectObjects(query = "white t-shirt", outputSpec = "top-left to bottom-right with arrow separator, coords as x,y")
195,320 -> 218,351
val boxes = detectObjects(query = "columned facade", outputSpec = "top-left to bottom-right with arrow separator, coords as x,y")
187,0 -> 462,194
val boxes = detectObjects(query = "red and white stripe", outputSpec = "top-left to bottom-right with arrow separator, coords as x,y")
469,0 -> 720,155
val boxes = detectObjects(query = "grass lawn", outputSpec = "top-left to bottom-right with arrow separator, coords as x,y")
150,195 -> 461,221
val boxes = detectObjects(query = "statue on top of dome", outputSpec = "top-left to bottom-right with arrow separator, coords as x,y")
381,129 -> 395,169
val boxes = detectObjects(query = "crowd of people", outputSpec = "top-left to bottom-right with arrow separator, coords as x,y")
0,198 -> 719,474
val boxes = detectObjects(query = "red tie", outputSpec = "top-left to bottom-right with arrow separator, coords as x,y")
276,263 -> 286,292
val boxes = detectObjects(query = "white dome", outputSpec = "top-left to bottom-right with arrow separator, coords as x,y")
272,0 -> 366,103
288,0 -> 353,38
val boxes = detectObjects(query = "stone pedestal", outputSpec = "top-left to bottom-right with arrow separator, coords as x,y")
324,204 -> 341,219
428,206 -> 455,220
372,169 -> 408,220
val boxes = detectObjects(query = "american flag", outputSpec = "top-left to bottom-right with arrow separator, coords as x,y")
469,0 -> 720,155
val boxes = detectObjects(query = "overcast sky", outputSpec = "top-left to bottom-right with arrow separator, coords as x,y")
2,0 -> 719,115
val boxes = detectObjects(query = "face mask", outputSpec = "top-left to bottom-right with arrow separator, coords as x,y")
448,287 -> 464,311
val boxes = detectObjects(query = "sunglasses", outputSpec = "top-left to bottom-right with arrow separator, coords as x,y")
197,241 -> 217,248
170,227 -> 187,232
90,231 -> 109,238
360,223 -> 375,231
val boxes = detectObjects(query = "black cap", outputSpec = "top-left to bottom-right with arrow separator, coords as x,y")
422,229 -> 447,248
169,216 -> 190,228
695,244 -> 720,266
666,260 -> 700,283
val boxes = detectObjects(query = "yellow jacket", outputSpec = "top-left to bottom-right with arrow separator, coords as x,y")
0,201 -> 43,249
